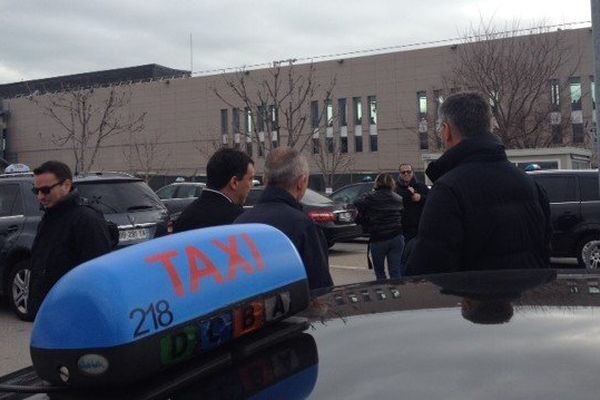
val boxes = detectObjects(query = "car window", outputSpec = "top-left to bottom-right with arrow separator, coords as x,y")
195,185 -> 204,197
76,181 -> 164,213
0,184 -> 24,217
534,175 -> 578,203
156,185 -> 177,200
302,189 -> 333,205
331,185 -> 368,204
579,175 -> 600,201
177,185 -> 199,198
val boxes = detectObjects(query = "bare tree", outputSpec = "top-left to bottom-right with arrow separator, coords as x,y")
447,19 -> 581,148
312,134 -> 352,192
30,85 -> 146,173
213,61 -> 337,154
123,130 -> 171,183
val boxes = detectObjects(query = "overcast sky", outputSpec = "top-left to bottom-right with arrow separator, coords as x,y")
0,0 -> 592,84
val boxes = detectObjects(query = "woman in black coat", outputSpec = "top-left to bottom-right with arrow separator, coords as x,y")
354,173 -> 404,280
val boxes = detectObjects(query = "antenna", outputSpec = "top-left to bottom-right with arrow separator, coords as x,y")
190,33 -> 194,74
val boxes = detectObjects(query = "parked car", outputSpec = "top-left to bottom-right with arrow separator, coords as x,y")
0,169 -> 169,320
155,182 -> 206,219
528,169 -> 600,269
245,186 -> 363,247
330,182 -> 374,206
3,269 -> 600,399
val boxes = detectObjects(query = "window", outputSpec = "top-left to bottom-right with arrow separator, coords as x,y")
533,175 -> 577,203
573,123 -> 584,143
326,99 -> 333,127
591,76 -> 596,111
270,105 -> 278,147
569,77 -> 582,111
417,91 -> 428,150
257,105 -> 265,132
551,125 -> 562,144
156,185 -> 177,200
246,141 -> 253,157
340,137 -> 348,153
580,175 -> 599,201
177,185 -> 199,198
368,96 -> 377,125
245,107 -> 253,133
220,109 -> 228,136
0,184 -> 23,217
417,91 -> 427,117
232,108 -> 240,133
550,79 -> 560,109
326,137 -> 334,153
338,98 -> 347,127
311,100 -> 320,129
312,137 -> 320,154
419,132 -> 428,150
355,135 -> 363,152
369,135 -> 378,152
353,97 -> 362,125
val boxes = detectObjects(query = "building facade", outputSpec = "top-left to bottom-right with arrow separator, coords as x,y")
0,27 -> 595,189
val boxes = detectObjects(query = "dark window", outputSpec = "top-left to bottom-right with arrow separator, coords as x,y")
353,97 -> 362,125
580,175 -> 600,201
257,106 -> 265,132
220,109 -> 228,136
573,124 -> 584,143
551,125 -> 562,144
76,181 -> 164,213
338,98 -> 347,127
419,132 -> 428,150
331,184 -> 371,204
369,135 -> 378,152
355,135 -> 363,152
246,141 -> 253,157
232,108 -> 240,133
533,175 -> 578,203
156,185 -> 177,200
311,101 -> 320,129
313,137 -> 320,154
326,137 -> 334,153
0,184 -> 23,216
340,136 -> 348,153
177,185 -> 199,198
257,142 -> 264,157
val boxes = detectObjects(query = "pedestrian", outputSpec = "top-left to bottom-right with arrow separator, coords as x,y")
354,173 -> 404,280
28,161 -> 113,320
395,163 -> 429,243
405,91 -> 551,275
234,147 -> 333,290
174,148 -> 255,232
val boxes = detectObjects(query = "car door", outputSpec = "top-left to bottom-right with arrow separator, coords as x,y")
578,173 -> 600,232
533,174 -> 580,256
0,183 -> 26,258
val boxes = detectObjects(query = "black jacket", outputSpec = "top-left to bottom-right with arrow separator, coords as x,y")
174,189 -> 244,233
395,178 -> 429,240
234,186 -> 333,290
354,188 -> 403,242
405,135 -> 551,275
30,191 -> 113,314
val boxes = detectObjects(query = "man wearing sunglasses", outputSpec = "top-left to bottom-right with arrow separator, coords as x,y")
395,163 -> 429,243
27,161 -> 113,320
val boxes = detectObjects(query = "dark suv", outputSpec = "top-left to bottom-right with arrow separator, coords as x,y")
0,171 -> 169,320
528,169 -> 600,268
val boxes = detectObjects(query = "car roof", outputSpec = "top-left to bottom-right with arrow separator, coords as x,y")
527,169 -> 599,175
5,269 -> 599,399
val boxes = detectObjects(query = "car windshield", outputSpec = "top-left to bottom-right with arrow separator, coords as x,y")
76,181 -> 164,214
302,189 -> 333,205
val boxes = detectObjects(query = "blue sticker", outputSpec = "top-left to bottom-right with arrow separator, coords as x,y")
199,312 -> 233,351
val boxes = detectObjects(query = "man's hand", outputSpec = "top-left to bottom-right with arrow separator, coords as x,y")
408,186 -> 421,202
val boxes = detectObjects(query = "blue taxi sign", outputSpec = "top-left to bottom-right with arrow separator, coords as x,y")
30,223 -> 310,387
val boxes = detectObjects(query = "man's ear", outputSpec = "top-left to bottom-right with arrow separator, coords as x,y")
228,175 -> 239,191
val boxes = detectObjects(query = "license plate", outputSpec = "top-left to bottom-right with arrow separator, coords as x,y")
337,212 -> 353,223
119,228 -> 150,243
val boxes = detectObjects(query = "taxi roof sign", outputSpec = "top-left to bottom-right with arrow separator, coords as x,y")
4,163 -> 31,174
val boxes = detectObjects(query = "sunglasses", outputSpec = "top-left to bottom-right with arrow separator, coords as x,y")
400,171 -> 413,175
32,181 -> 64,195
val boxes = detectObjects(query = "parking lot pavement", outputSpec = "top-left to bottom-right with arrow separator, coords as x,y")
0,301 -> 32,376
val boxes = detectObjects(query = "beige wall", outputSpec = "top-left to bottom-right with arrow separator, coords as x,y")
1,27 -> 595,178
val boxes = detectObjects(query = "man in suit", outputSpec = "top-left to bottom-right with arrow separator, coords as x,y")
174,148 -> 255,232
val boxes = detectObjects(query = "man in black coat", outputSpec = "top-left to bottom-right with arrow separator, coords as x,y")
29,161 -> 113,320
235,147 -> 333,290
405,92 -> 551,275
174,148 -> 255,232
395,163 -> 429,242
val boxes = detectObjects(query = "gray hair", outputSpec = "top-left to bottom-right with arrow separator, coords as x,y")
438,91 -> 491,138
265,147 -> 309,190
